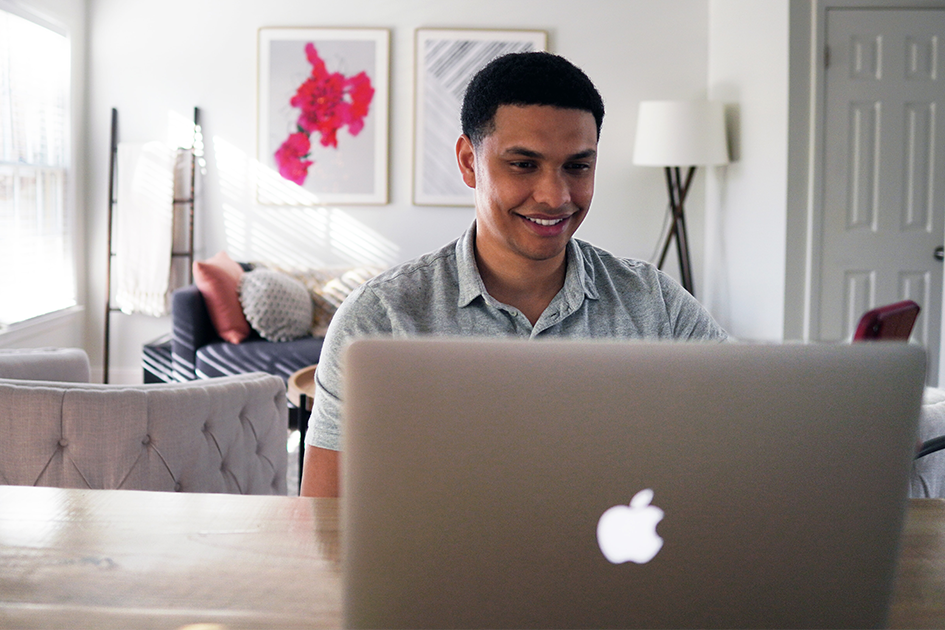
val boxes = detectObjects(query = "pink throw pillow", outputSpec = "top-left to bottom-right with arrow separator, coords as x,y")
192,251 -> 250,344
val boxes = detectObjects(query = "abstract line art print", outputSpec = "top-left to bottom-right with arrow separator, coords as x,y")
413,29 -> 547,206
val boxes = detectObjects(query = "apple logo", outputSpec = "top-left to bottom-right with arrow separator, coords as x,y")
596,488 -> 664,564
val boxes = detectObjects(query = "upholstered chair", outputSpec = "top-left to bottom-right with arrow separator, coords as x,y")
0,348 -> 288,494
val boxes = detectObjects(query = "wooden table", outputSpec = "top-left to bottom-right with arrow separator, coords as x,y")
0,486 -> 340,629
889,498 -> 945,628
0,486 -> 943,629
287,364 -> 317,413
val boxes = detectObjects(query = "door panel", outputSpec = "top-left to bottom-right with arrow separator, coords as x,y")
819,8 -> 945,382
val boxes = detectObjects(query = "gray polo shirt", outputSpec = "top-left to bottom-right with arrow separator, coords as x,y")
306,224 -> 728,451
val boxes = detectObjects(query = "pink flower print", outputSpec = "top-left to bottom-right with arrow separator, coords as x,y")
290,44 -> 374,148
273,43 -> 375,186
343,72 -> 375,136
273,132 -> 313,185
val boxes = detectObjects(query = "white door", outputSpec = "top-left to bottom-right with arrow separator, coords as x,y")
819,8 -> 945,382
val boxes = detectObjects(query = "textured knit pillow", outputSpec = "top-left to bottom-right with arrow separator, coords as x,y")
192,251 -> 250,344
238,269 -> 314,342
255,263 -> 384,336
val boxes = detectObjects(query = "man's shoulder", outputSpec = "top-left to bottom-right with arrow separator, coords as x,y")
363,238 -> 460,291
329,237 -> 463,334
572,238 -> 660,281
569,238 -> 727,341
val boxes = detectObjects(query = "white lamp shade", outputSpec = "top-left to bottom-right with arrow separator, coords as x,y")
633,100 -> 729,166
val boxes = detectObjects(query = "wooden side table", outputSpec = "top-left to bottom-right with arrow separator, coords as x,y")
288,364 -> 317,491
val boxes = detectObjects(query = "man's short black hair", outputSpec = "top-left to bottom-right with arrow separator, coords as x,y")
460,51 -> 605,147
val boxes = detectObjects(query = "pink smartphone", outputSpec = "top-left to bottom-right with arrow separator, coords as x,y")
853,300 -> 920,341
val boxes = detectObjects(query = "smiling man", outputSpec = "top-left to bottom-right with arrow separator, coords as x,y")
458,104 -> 597,324
300,52 -> 727,497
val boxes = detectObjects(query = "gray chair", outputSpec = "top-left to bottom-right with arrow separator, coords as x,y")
912,387 -> 945,498
848,303 -> 945,494
0,347 -> 288,494
0,347 -> 91,382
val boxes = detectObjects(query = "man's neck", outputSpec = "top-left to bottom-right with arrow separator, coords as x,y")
475,243 -> 568,326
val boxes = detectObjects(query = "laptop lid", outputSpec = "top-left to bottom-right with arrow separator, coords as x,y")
341,338 -> 925,629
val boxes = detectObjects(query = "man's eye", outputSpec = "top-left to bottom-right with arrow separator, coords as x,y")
510,161 -> 536,169
565,162 -> 592,171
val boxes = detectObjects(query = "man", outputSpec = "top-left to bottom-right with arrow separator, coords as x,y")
301,52 -> 727,497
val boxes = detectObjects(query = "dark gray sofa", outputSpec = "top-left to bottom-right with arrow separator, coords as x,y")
170,284 -> 324,383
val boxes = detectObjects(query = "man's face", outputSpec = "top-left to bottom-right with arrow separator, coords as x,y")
457,104 -> 598,267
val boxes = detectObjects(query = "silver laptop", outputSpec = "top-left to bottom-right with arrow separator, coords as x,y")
341,338 -> 925,629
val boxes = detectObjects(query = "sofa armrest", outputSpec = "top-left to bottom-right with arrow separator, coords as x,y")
171,285 -> 221,381
0,348 -> 91,383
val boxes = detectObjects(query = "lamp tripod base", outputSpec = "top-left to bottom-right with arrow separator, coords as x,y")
656,166 -> 696,297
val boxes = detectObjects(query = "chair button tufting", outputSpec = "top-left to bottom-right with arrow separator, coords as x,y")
58,438 -> 68,448
141,435 -> 151,445
174,482 -> 182,491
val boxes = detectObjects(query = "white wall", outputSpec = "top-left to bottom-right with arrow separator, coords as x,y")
704,0 -> 790,341
84,0 -> 715,381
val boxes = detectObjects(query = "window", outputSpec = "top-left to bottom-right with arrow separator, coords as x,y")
0,7 -> 73,326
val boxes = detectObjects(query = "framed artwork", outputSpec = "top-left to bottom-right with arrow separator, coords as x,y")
413,28 -> 547,206
258,27 -> 389,205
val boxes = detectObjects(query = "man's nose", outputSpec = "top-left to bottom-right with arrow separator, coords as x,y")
532,169 -> 570,208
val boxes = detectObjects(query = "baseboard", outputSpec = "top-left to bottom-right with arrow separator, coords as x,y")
92,365 -> 143,385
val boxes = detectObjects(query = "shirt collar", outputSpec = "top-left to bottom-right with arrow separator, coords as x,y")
456,221 -> 487,307
565,238 -> 599,302
455,221 -> 600,308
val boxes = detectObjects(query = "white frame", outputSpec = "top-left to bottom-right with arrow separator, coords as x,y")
257,27 -> 389,205
413,28 -> 547,206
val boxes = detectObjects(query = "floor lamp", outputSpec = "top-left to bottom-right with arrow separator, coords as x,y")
632,101 -> 729,297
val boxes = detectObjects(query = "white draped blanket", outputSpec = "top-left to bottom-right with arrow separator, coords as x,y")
115,141 -> 176,317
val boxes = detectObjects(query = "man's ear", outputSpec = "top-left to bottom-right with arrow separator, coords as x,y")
456,135 -> 477,189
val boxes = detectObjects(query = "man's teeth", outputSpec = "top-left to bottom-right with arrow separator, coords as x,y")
526,216 -> 566,226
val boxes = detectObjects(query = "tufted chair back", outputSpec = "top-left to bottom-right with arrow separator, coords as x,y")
0,353 -> 288,494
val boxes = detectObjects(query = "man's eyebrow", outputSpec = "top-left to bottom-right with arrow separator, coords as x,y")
503,146 -> 543,159
568,149 -> 597,161
502,147 -> 598,160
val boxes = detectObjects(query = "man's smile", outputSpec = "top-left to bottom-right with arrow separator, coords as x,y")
523,215 -> 569,227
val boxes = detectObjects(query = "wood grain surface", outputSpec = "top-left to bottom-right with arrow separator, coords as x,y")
0,486 -> 340,629
1,486 -> 943,629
